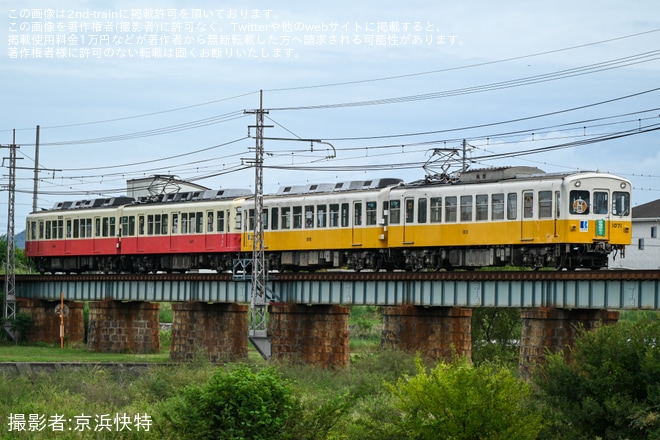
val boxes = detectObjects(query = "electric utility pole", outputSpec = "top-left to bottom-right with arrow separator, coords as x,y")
244,90 -> 272,359
2,130 -> 20,327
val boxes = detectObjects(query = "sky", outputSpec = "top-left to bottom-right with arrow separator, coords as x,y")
1,0 -> 659,233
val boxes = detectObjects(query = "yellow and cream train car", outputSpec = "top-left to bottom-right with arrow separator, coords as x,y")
240,167 -> 632,271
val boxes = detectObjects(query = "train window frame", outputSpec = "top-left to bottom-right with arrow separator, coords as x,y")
507,193 -> 517,220
476,194 -> 488,221
58,219 -> 64,239
612,191 -> 630,216
593,191 -> 609,215
329,204 -> 339,227
405,198 -> 414,224
271,207 -> 279,230
569,190 -> 590,215
263,208 -> 269,231
102,217 -> 110,237
45,220 -> 51,240
354,202 -> 363,226
195,212 -> 203,234
181,213 -> 189,234
417,198 -> 427,224
430,197 -> 442,223
95,218 -> 101,237
305,205 -> 315,228
248,208 -> 255,231
460,195 -> 473,222
161,214 -> 168,235
30,221 -> 37,241
652,226 -> 657,239
445,196 -> 457,223
207,211 -> 214,233
538,191 -> 552,219
523,191 -> 534,219
281,207 -> 291,230
216,210 -> 225,233
172,214 -> 179,234
293,206 -> 303,229
39,221 -> 45,239
341,203 -> 350,227
389,200 -> 401,224
492,193 -> 504,220
366,201 -> 378,225
317,204 -> 327,227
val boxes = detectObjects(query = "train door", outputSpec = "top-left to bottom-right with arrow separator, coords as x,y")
64,218 -> 73,254
521,190 -> 534,241
170,212 -> 180,251
593,189 -> 610,240
403,197 -> 415,244
205,210 -> 214,250
137,214 -> 146,251
93,216 -> 102,253
352,201 -> 362,246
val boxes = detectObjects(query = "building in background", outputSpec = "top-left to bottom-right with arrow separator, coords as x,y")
610,199 -> 660,269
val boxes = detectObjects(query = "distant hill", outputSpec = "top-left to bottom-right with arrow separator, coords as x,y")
15,230 -> 25,249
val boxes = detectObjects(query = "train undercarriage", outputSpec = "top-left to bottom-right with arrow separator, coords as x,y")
33,242 -> 619,274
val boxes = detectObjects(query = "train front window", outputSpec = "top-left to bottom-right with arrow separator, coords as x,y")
492,193 -> 504,220
389,200 -> 401,224
366,201 -> 378,225
430,197 -> 442,223
612,191 -> 630,216
593,191 -> 608,215
445,196 -> 457,223
570,190 -> 590,215
539,191 -> 552,219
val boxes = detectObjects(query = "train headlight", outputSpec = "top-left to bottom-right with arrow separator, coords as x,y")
574,180 -> 581,187
620,182 -> 627,189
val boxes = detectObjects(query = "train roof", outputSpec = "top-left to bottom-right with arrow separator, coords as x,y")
276,178 -> 403,195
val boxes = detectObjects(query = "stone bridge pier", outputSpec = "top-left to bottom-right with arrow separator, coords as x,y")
16,298 -> 85,345
169,302 -> 248,362
519,307 -> 620,379
381,306 -> 473,360
87,300 -> 160,353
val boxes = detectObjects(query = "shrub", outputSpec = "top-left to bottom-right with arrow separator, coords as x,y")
160,364 -> 299,440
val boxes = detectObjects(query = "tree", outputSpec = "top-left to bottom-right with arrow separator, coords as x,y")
534,318 -> 660,439
161,364 -> 300,440
385,356 -> 543,440
471,307 -> 521,366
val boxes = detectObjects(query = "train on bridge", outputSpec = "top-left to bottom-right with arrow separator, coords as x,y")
25,166 -> 632,273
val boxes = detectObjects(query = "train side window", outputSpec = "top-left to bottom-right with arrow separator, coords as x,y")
366,201 -> 378,225
45,220 -> 51,239
612,191 -> 630,216
539,191 -> 552,219
30,221 -> 37,241
271,207 -> 278,230
555,192 -> 561,218
73,219 -> 80,238
207,211 -> 214,232
492,193 -> 504,220
341,203 -> 349,227
329,204 -> 339,227
86,219 -> 92,237
39,221 -> 45,239
263,208 -> 269,230
66,219 -> 72,238
138,216 -> 145,235
216,211 -> 224,233
235,208 -> 242,231
147,215 -> 154,235
102,218 -> 109,237
196,212 -> 204,233
417,198 -> 427,224
317,205 -> 327,227
593,191 -> 608,215
507,193 -> 517,220
569,190 -> 590,215
305,205 -> 314,228
95,218 -> 101,237
155,214 -> 163,235
172,214 -> 179,234
293,206 -> 303,229
445,196 -> 457,223
476,194 -> 488,221
181,213 -> 189,234
248,209 -> 255,231
354,202 -> 363,226
161,215 -> 168,235
281,207 -> 291,229
53,221 -> 59,239
523,191 -> 534,219
430,197 -> 442,223
405,199 -> 414,224
389,200 -> 401,224
460,195 -> 473,222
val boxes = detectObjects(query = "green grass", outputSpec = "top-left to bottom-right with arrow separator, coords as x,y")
0,344 -> 172,363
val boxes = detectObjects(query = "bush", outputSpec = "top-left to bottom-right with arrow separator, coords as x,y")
160,364 -> 299,440
385,356 -> 543,440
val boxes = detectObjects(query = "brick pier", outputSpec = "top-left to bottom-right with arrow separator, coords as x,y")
169,302 -> 248,362
16,298 -> 85,345
381,306 -> 473,361
519,307 -> 620,379
87,300 -> 160,353
268,303 -> 350,368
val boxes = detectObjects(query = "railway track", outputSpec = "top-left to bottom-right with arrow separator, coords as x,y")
11,269 -> 660,284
